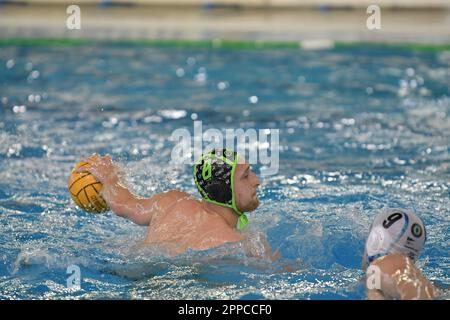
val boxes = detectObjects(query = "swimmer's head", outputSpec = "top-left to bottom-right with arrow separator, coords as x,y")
193,148 -> 260,229
362,208 -> 426,270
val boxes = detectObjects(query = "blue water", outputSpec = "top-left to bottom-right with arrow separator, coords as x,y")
0,44 -> 449,299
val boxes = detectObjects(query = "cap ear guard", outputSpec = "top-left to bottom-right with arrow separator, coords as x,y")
365,225 -> 392,262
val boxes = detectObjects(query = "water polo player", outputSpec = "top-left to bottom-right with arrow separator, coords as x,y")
363,208 -> 437,299
75,149 -> 278,259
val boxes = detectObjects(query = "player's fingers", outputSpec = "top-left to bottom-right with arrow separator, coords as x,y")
74,166 -> 91,174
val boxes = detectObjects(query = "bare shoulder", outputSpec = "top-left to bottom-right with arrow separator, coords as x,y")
164,191 -> 203,211
141,189 -> 193,211
214,223 -> 245,242
163,198 -> 244,242
372,253 -> 411,275
370,254 -> 436,299
158,190 -> 192,201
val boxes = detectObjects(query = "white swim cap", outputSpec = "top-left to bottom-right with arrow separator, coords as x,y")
363,208 -> 426,269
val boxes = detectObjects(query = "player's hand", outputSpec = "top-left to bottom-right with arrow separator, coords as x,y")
75,154 -> 121,185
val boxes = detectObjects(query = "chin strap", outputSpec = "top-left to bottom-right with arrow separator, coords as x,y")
238,214 -> 248,230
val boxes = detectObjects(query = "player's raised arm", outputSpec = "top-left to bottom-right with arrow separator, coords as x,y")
75,154 -> 189,226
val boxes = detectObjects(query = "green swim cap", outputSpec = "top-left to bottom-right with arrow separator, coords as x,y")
193,148 -> 248,230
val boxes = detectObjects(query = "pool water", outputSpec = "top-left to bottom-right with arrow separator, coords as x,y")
0,43 -> 449,299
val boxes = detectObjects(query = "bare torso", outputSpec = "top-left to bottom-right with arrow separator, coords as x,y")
144,193 -> 245,255
365,254 -> 436,300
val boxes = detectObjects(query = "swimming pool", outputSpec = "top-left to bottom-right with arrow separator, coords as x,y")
0,41 -> 449,299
